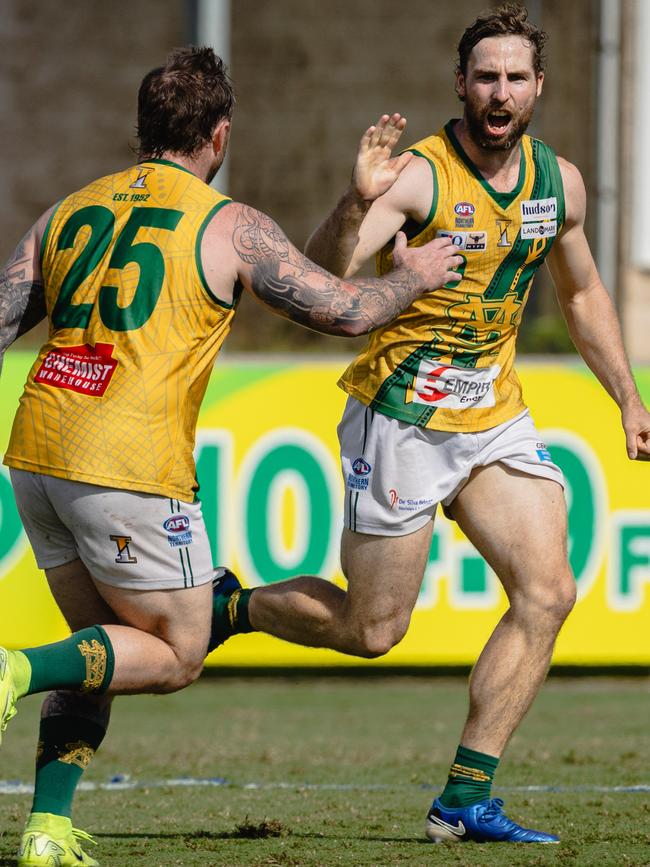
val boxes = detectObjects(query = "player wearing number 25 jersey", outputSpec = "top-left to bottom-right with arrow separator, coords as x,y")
5,161 -> 233,502
0,46 -> 463,867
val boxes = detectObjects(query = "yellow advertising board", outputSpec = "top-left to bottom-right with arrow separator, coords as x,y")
1,353 -> 648,665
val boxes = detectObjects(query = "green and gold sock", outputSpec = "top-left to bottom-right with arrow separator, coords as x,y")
11,626 -> 115,698
31,714 -> 107,818
438,744 -> 499,807
208,584 -> 256,652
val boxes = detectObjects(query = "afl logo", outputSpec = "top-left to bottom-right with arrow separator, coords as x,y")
163,515 -> 191,533
454,202 -> 475,217
352,457 -> 372,476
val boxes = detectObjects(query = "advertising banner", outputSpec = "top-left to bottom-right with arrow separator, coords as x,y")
1,353 -> 648,665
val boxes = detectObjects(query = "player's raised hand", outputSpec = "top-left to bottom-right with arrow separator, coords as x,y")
392,232 -> 464,291
353,114 -> 414,202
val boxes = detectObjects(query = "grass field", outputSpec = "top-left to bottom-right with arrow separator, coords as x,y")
0,676 -> 648,866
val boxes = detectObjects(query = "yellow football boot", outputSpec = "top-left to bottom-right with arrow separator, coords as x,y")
17,813 -> 99,866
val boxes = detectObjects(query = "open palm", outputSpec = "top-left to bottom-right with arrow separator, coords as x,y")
353,113 -> 414,201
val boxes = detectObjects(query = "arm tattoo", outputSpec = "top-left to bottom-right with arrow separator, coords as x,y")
233,206 -> 420,336
0,228 -> 46,356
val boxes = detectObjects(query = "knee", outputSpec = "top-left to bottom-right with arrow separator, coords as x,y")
155,646 -> 205,694
512,570 -> 577,626
352,616 -> 410,659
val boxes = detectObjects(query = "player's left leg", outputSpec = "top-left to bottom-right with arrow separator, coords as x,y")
16,558 -> 115,867
426,463 -> 575,843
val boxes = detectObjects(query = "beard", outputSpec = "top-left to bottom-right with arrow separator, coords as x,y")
463,93 -> 536,151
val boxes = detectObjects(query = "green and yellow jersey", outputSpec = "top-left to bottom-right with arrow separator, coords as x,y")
339,120 -> 565,432
4,160 -> 237,501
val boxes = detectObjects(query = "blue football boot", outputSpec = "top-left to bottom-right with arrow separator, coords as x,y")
425,797 -> 560,843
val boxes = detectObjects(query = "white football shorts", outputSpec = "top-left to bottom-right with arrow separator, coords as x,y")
10,469 -> 214,590
338,397 -> 565,536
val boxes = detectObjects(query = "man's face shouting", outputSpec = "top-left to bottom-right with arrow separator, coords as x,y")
456,35 -> 544,151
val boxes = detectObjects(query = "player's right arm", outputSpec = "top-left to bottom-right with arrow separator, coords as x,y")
304,113 -> 434,278
0,208 -> 53,367
200,203 -> 461,339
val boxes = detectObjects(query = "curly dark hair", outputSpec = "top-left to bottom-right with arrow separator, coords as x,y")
136,46 -> 235,159
457,3 -> 547,77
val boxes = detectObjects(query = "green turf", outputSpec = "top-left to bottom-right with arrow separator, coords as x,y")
0,677 -> 648,866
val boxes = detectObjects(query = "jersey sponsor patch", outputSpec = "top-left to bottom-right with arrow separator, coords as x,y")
436,229 -> 487,252
520,197 -> 557,221
411,361 -> 501,409
34,343 -> 117,396
454,201 -> 475,228
520,220 -> 557,239
520,197 -> 557,239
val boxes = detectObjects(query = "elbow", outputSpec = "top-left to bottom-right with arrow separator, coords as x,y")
337,318 -> 373,339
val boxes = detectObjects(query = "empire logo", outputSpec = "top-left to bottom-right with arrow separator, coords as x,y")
110,535 -> 137,564
496,219 -> 512,247
129,166 -> 154,189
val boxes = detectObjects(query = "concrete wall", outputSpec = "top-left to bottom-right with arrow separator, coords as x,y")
0,0 -> 600,353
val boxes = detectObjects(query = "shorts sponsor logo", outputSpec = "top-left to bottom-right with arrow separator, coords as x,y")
520,197 -> 557,221
520,220 -> 557,239
110,534 -> 137,564
163,515 -> 193,547
411,361 -> 500,409
346,457 -> 371,490
436,230 -> 486,252
34,343 -> 118,396
388,488 -> 434,513
536,442 -> 553,462
168,531 -> 193,547
163,515 -> 191,533
351,457 -> 371,476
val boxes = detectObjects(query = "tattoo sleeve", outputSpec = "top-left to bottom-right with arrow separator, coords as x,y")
232,206 -> 420,337
0,226 -> 46,359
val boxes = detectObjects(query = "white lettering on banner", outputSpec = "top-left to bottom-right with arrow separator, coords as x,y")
412,361 -> 501,409
520,197 -> 557,221
520,220 -> 557,239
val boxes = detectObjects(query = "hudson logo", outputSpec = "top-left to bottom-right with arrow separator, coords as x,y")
520,197 -> 557,220
352,458 -> 371,476
454,202 -> 475,217
163,515 -> 191,533
110,535 -> 137,564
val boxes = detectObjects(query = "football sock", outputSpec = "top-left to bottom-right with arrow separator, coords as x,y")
438,744 -> 499,807
31,714 -> 107,818
10,626 -> 115,698
208,587 -> 256,652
